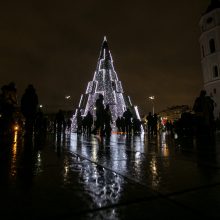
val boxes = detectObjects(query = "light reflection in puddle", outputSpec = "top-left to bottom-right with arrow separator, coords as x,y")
149,156 -> 160,189
63,153 -> 124,211
10,130 -> 18,177
35,151 -> 43,174
68,132 -> 174,209
64,135 -> 124,219
160,132 -> 170,157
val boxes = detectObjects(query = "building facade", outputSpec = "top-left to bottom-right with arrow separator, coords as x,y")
199,0 -> 220,119
158,105 -> 191,123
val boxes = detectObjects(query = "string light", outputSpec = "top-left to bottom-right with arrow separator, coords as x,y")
72,37 -> 141,131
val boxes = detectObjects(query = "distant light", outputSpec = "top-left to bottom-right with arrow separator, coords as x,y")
174,133 -> 178,139
14,125 -> 19,131
39,105 -> 43,108
149,96 -> 155,100
65,95 -> 71,100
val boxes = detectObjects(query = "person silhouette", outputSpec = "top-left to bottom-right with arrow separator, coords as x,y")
20,84 -> 39,137
76,110 -> 83,134
92,94 -> 105,135
55,109 -> 65,134
0,82 -> 18,137
85,111 -> 93,135
146,112 -> 153,136
193,90 -> 215,137
104,104 -> 113,137
123,108 -> 133,134
66,118 -> 72,133
116,117 -> 122,132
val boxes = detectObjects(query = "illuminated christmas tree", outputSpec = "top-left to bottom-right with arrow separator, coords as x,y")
72,37 -> 141,130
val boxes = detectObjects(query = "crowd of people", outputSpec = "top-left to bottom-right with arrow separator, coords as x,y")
162,90 -> 216,141
0,82 -> 217,144
0,82 -> 71,142
0,82 -> 18,137
75,94 -> 142,137
0,82 -> 45,140
76,89 -> 216,141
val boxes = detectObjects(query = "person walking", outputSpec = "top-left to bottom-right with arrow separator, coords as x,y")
193,90 -> 215,137
92,94 -> 105,135
21,84 -> 39,137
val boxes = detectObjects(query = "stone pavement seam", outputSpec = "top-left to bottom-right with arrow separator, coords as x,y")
165,182 -> 220,197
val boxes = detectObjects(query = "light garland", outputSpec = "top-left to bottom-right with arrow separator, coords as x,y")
72,37 -> 142,131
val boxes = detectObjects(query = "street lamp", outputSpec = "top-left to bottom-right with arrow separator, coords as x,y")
149,96 -> 155,114
65,95 -> 71,100
64,95 -> 72,111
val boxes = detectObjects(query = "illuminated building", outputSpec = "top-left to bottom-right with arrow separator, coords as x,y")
72,37 -> 141,130
199,0 -> 220,119
158,105 -> 191,122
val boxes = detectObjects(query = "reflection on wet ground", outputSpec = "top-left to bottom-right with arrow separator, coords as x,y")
1,131 -> 220,219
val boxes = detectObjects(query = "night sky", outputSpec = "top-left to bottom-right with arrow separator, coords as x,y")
0,0 -> 211,115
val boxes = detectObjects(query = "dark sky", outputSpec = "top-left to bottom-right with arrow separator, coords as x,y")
0,0 -> 210,114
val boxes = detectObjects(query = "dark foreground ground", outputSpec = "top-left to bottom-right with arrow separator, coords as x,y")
0,131 -> 220,219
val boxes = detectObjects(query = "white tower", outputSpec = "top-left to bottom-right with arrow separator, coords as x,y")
199,0 -> 220,119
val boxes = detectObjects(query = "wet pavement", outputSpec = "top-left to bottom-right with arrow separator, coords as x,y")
1,131 -> 220,219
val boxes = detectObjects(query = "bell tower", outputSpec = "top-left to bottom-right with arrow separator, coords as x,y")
199,0 -> 220,119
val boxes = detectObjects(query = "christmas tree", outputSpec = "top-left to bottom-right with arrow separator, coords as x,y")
72,37 -> 141,131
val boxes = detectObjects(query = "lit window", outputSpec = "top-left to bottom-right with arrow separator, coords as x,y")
213,65 -> 219,78
209,39 -> 216,53
207,17 -> 213,24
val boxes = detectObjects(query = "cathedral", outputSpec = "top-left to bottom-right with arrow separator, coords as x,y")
199,0 -> 220,119
72,37 -> 141,130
